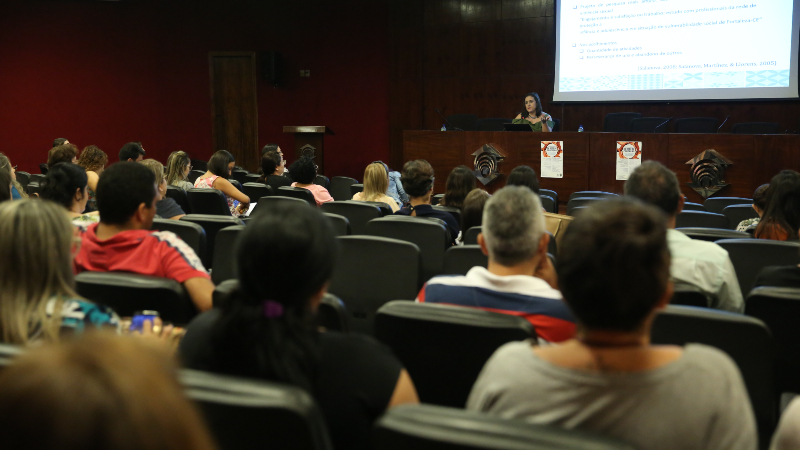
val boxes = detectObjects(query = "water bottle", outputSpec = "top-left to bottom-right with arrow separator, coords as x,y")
441,124 -> 447,131
578,125 -> 584,132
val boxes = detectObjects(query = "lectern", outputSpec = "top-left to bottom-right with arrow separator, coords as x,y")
283,126 -> 332,175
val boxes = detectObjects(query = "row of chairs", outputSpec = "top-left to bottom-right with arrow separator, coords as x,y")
604,113 -> 780,134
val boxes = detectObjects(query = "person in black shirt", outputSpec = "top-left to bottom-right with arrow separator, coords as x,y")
179,202 -> 418,450
394,159 -> 460,244
754,228 -> 800,288
258,150 -> 293,189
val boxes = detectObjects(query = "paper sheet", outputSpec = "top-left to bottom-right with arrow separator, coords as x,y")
245,202 -> 257,216
540,141 -> 564,179
616,141 -> 642,181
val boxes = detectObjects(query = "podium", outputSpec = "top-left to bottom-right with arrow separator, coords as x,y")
283,126 -> 332,175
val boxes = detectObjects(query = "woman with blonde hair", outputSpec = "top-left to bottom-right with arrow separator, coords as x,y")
0,200 -> 119,344
0,153 -> 27,199
76,145 -> 108,212
166,150 -> 194,191
140,159 -> 185,220
352,162 -> 399,212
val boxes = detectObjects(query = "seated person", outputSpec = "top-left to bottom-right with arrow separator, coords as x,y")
754,170 -> 800,241
625,161 -> 743,312
194,150 -> 250,217
179,201 -> 418,450
0,333 -> 215,450
257,150 -> 293,189
119,141 -> 145,162
754,223 -> 800,287
395,159 -> 460,244
74,162 -> 213,312
289,156 -> 333,206
506,165 -> 540,194
0,169 -> 11,202
47,144 -> 79,167
76,145 -> 108,212
737,183 -> 769,233
38,163 -> 99,228
140,159 -> 185,220
0,153 -> 23,200
772,397 -> 800,450
417,186 -> 575,343
439,166 -> 475,210
467,199 -> 757,450
511,92 -> 553,132
457,189 -> 490,244
0,200 -> 118,344
352,162 -> 399,212
52,137 -> 69,147
165,150 -> 194,191
385,163 -> 408,208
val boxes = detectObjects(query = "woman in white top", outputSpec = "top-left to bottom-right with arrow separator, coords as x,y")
352,162 -> 399,212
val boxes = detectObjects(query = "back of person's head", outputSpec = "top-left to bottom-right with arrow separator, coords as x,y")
48,144 -> 79,167
97,162 -> 157,225
461,189 -> 490,232
362,162 -> 389,201
623,161 -> 681,216
140,159 -> 165,187
0,200 -> 77,344
165,151 -> 191,184
482,186 -> 545,266
506,165 -> 540,194
259,151 -> 282,179
400,159 -> 434,198
213,202 -> 337,391
0,169 -> 11,203
756,170 -> 800,240
76,145 -> 108,173
557,199 -> 670,332
287,156 -> 317,184
207,150 -> 235,179
0,333 -> 216,450
39,163 -> 88,210
441,166 -> 476,209
753,183 -> 770,211
261,143 -> 279,157
52,138 -> 68,148
119,142 -> 145,162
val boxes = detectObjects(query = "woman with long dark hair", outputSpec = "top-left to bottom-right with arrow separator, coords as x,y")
439,165 -> 476,210
512,92 -> 553,132
194,150 -> 250,216
755,170 -> 800,241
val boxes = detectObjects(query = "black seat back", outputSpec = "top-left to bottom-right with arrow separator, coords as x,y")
188,169 -> 205,184
180,215 -> 244,268
320,201 -> 381,235
230,169 -> 249,184
674,117 -> 719,133
26,182 -> 40,196
432,205 -> 461,225
723,205 -> 759,230
365,216 -> 449,284
464,226 -> 481,245
151,218 -> 206,262
250,196 -> 310,218
682,201 -> 706,211
567,191 -> 618,201
166,185 -> 191,214
431,194 -> 444,206
716,238 -> 800,297
703,197 -> 752,214
323,213 -> 351,237
329,176 -> 358,201
732,122 -> 780,134
15,171 -> 30,191
211,225 -> 245,284
475,118 -> 509,131
277,186 -> 317,207
313,174 -> 330,189
445,114 -> 478,131
361,201 -> 392,216
676,227 -> 750,242
350,183 -> 364,197
316,294 -> 349,332
191,159 -> 208,172
746,287 -> 800,394
630,117 -> 670,133
442,245 -> 488,275
245,173 -> 262,184
566,197 -> 606,216
242,182 -> 273,201
75,272 -> 197,324
539,188 -> 559,207
603,112 -> 642,132
375,302 -> 534,407
540,194 -> 556,213
187,188 -> 232,216
675,211 -> 728,229
671,282 -> 710,307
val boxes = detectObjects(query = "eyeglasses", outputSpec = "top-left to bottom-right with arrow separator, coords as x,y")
12,166 -> 16,170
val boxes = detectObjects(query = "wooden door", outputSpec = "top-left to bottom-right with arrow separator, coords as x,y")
209,52 -> 259,172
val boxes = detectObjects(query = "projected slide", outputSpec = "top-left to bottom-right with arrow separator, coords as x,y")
554,0 -> 800,101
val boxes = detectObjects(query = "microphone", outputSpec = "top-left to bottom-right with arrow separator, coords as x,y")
435,108 -> 463,131
654,117 -> 672,132
717,115 -> 731,132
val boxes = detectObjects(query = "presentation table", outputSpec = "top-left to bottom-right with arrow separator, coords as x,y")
403,131 -> 800,205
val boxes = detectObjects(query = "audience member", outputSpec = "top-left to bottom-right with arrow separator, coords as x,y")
165,150 -> 194,191
194,150 -> 250,216
0,168 -> 12,203
257,150 -> 292,189
140,159 -> 185,220
0,153 -> 25,199
119,142 -> 145,162
396,159 -> 460,245
417,186 -> 575,342
0,333 -> 216,450
179,202 -> 418,450
755,170 -> 800,241
52,137 -> 69,147
506,165 -> 541,194
467,198 -> 757,450
74,162 -> 213,312
289,156 -> 333,206
736,183 -> 769,233
47,144 -> 79,167
352,162 -> 399,212
39,163 -> 99,228
459,189 -> 490,240
772,398 -> 800,450
0,200 -> 119,344
753,221 -> 800,288
76,145 -> 108,212
384,162 -> 408,208
260,143 -> 280,157
439,166 -> 476,210
624,161 -> 743,312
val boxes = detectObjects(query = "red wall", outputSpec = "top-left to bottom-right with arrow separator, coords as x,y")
0,0 -> 390,180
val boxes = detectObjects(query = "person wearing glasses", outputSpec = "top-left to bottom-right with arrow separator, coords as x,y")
0,153 -> 26,200
258,150 -> 293,190
165,151 -> 194,191
395,159 -> 459,245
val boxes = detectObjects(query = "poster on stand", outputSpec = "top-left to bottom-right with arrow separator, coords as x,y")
616,141 -> 642,180
541,141 -> 564,179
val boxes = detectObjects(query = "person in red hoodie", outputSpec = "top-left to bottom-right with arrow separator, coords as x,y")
73,162 -> 213,312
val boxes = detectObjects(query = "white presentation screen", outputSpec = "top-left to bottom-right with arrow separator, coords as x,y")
554,0 -> 800,102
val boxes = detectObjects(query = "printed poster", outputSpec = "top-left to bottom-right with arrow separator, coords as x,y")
540,141 -> 563,179
616,141 -> 642,181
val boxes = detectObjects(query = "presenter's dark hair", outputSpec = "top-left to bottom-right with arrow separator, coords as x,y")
118,142 -> 145,161
260,151 -> 282,179
211,202 -> 337,391
207,150 -> 235,179
506,165 -> 540,194
39,163 -> 88,209
52,138 -> 68,148
756,170 -> 800,240
521,92 -> 543,118
96,162 -> 156,225
288,157 -> 316,184
441,166 -> 475,210
261,143 -> 280,157
623,161 -> 680,216
557,198 -> 670,331
400,160 -> 435,198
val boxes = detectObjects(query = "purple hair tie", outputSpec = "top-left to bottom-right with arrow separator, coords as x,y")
263,300 -> 284,319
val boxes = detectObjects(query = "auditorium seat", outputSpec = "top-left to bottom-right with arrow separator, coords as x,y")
551,118 -> 562,132
540,194 -> 557,213
723,205 -> 759,230
361,201 -> 392,216
676,227 -> 750,242
682,202 -> 706,211
242,182 -> 273,202
29,173 -> 45,184
277,186 -> 317,207
250,196 -> 310,218
188,169 -> 205,184
230,169 -> 249,184
75,272 -> 197,324
568,191 -> 618,201
329,176 -> 358,201
187,188 -> 232,216
651,305 -> 775,447
314,174 -> 330,190
350,183 -> 364,197
229,180 -> 244,193
244,173 -> 262,183
25,182 -> 39,196
211,225 -> 245,284
675,211 -> 728,229
715,239 -> 800,297
674,117 -> 719,133
316,294 -> 349,332
566,197 -> 607,216
732,122 -> 780,134
445,113 -> 478,131
38,164 -> 48,175
603,112 -> 642,132
180,215 -> 245,269
374,404 -> 635,450
181,369 -> 333,450
630,117 -> 670,133
328,236 -> 420,335
463,226 -> 481,245
703,197 -> 752,214
165,185 -> 191,214
151,218 -> 206,262
365,216 -> 449,284
374,301 -> 534,408
670,282 -> 710,307
14,171 -> 29,191
431,194 -> 444,206
539,188 -> 559,207
442,245 -> 488,275
212,279 -> 239,308
323,213 -> 351,237
191,159 -> 208,172
320,201 -> 382,235
475,118 -> 509,131
432,205 -> 461,225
